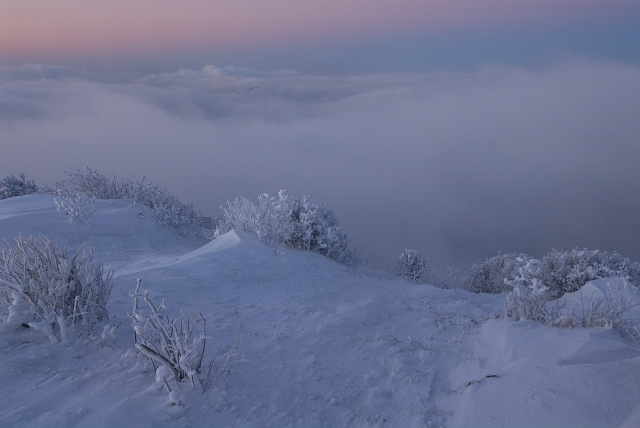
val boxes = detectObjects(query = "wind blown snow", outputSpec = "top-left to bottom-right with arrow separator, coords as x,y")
1,194 -> 640,427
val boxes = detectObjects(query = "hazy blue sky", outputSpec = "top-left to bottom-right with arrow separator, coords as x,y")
2,0 -> 640,76
1,1 -> 639,270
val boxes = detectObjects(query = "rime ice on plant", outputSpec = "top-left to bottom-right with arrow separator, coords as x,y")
394,249 -> 428,283
0,235 -> 113,343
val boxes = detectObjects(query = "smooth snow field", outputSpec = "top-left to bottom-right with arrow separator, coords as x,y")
1,194 -> 640,428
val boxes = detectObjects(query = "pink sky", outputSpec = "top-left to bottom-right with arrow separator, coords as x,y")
2,0 -> 637,60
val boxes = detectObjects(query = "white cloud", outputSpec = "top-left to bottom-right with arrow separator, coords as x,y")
1,61 -> 639,269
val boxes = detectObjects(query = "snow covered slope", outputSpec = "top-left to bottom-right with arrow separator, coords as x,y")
1,195 -> 640,427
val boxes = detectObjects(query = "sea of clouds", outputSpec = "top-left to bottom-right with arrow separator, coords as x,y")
1,60 -> 638,269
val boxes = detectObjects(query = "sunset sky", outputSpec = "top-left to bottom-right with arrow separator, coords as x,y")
2,0 -> 639,74
1,1 -> 639,269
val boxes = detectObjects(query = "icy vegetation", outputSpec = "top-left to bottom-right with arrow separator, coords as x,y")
0,173 -> 38,200
466,250 -> 640,296
129,278 -> 238,404
215,190 -> 363,265
47,167 -> 213,237
1,172 -> 640,427
0,235 -> 112,343
394,249 -> 429,283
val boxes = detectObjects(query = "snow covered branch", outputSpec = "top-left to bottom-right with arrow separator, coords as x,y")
129,279 -> 237,401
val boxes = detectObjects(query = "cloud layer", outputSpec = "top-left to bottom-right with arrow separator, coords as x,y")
1,61 -> 639,270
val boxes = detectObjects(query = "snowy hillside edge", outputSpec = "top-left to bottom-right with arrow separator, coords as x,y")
1,194 -> 640,427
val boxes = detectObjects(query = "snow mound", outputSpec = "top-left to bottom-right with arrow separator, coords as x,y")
441,318 -> 640,428
0,194 -> 72,241
0,194 -> 206,271
555,277 -> 640,322
181,229 -> 262,257
561,277 -> 637,302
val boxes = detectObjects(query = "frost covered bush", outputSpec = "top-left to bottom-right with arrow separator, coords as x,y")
49,167 -> 212,237
129,279 -> 235,400
504,257 -> 552,323
0,173 -> 38,199
464,249 -> 640,297
504,257 -> 635,329
57,167 -> 125,200
0,235 -> 113,343
291,197 -> 350,260
152,194 -> 214,237
539,248 -> 640,299
465,252 -> 534,294
215,196 -> 260,236
394,249 -> 428,283
216,190 -> 361,264
54,183 -> 96,223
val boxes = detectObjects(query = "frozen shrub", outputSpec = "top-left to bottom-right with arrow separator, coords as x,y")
215,191 -> 303,247
466,248 -> 639,297
540,248 -> 639,299
504,257 -> 551,323
0,173 -> 38,200
394,249 -> 428,283
215,190 -> 361,265
129,279 -> 236,399
48,167 -> 213,238
57,167 -> 124,200
260,191 -> 302,247
54,183 -> 96,223
465,252 -> 534,294
0,235 -> 113,343
293,197 -> 350,261
215,196 -> 261,237
505,257 -> 636,330
151,193 -> 213,238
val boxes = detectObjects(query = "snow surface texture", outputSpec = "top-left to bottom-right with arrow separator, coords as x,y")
1,194 -> 640,427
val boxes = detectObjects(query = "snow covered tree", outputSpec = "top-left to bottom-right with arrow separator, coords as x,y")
464,252 -> 534,294
394,249 -> 428,283
0,173 -> 38,199
0,235 -> 113,343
